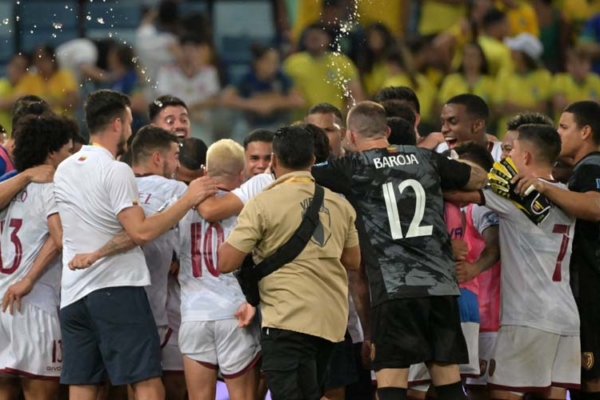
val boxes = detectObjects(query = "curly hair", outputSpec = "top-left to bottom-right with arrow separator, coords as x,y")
13,114 -> 77,172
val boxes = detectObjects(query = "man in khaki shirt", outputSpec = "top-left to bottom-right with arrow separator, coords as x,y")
218,125 -> 361,400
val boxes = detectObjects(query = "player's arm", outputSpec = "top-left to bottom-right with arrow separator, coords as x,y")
311,156 -> 354,196
197,193 -> 244,223
0,165 -> 55,210
217,243 -> 248,273
68,230 -> 137,270
435,153 -> 488,192
456,225 -> 500,283
443,190 -> 484,206
341,245 -> 360,271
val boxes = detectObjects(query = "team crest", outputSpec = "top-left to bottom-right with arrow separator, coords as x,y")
583,352 -> 595,370
488,359 -> 496,377
370,343 -> 376,361
77,155 -> 87,162
479,359 -> 487,377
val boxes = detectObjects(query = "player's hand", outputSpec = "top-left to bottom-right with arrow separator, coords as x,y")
451,240 -> 468,261
185,176 -> 218,206
511,172 -> 546,196
235,303 -> 256,327
25,165 -> 55,183
456,261 -> 481,283
2,278 -> 33,315
68,253 -> 100,270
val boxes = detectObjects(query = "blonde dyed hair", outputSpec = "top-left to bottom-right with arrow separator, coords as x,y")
206,139 -> 245,179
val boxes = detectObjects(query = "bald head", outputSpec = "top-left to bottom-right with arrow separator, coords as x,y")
347,101 -> 388,139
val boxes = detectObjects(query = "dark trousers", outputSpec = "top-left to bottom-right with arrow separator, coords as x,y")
261,328 -> 335,400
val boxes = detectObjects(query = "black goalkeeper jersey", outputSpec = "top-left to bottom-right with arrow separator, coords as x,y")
312,145 -> 471,306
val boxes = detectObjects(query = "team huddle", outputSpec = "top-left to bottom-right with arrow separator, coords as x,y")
0,85 -> 599,400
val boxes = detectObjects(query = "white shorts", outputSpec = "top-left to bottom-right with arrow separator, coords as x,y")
159,326 -> 184,372
488,326 -> 580,391
467,331 -> 497,386
179,319 -> 261,378
0,303 -> 61,379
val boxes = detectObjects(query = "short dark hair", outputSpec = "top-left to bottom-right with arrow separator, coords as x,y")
347,101 -> 388,138
506,112 -> 554,131
85,90 -> 131,134
72,130 -> 87,145
148,95 -> 188,122
298,123 -> 330,163
446,94 -> 490,123
272,126 -> 314,169
131,125 -> 178,165
243,129 -> 274,150
482,8 -> 507,29
387,117 -> 416,146
381,101 -> 417,126
179,137 -> 208,170
13,114 -> 76,171
564,101 -> 600,145
11,96 -> 51,135
517,124 -> 562,165
308,103 -> 344,125
374,86 -> 421,114
454,141 -> 495,171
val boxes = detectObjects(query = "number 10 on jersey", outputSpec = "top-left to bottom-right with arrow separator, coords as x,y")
383,179 -> 433,240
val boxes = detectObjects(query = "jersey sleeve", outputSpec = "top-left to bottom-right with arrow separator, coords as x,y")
570,162 -> 600,193
311,156 -> 354,196
232,174 -> 272,205
344,206 -> 359,248
431,151 -> 472,190
481,188 -> 513,217
105,162 -> 141,216
471,204 -> 499,235
42,183 -> 59,217
171,181 -> 188,199
226,198 -> 265,253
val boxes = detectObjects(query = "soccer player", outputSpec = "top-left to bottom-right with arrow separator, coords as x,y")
513,101 -> 600,399
0,114 -> 75,400
53,90 -> 216,400
179,139 -> 260,400
311,101 -> 488,400
243,129 -> 273,178
306,103 -> 346,157
501,112 -> 554,160
131,126 -> 189,400
149,95 -> 191,139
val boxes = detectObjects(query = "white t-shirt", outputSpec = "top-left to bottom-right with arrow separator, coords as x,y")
483,184 -> 579,335
54,146 -> 150,308
232,173 -> 274,205
179,191 -> 246,322
156,64 -> 220,109
136,175 -> 187,328
135,24 -> 178,98
0,183 -> 61,315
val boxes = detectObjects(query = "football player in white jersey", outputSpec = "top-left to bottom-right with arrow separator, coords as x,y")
0,114 -> 75,400
131,126 -> 188,400
448,124 -> 580,398
179,139 -> 260,400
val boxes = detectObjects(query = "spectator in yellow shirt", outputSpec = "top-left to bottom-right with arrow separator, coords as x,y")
493,33 -> 552,138
0,54 -> 30,134
496,0 -> 540,36
552,47 -> 600,116
357,23 -> 396,98
284,23 -> 364,113
437,42 -> 496,113
478,8 -> 514,77
20,45 -> 79,116
418,0 -> 468,36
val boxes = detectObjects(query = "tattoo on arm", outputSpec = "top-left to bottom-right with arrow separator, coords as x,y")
96,231 -> 137,259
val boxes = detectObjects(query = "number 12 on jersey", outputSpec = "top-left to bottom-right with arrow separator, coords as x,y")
383,179 -> 432,240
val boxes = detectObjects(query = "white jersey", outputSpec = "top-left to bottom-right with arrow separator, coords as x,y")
483,183 -> 579,335
0,183 -> 61,315
232,173 -> 273,205
179,191 -> 246,322
136,175 -> 187,328
54,145 -> 150,308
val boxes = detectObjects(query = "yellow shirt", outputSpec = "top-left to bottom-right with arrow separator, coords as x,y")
419,0 -> 466,36
358,0 -> 404,37
291,0 -> 322,43
478,35 -> 514,78
438,73 -> 497,105
552,73 -> 600,104
226,171 -> 359,343
284,52 -> 359,112
20,69 -> 77,115
496,0 -> 539,36
382,73 -> 437,122
362,61 -> 389,98
0,79 -> 13,135
555,0 -> 593,23
493,69 -> 553,137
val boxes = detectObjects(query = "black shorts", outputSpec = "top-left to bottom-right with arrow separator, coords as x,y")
371,296 -> 468,371
60,286 -> 162,386
261,328 -> 334,400
324,331 -> 358,390
577,266 -> 600,381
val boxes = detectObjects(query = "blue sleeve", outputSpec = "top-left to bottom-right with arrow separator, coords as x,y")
0,157 -> 6,176
580,15 -> 600,42
0,170 -> 17,183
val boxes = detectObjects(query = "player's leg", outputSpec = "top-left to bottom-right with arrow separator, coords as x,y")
466,332 -> 498,400
21,379 -> 59,400
182,356 -> 218,400
323,332 -> 358,400
543,334 -> 581,400
0,377 -> 19,400
161,330 -> 186,400
179,320 -> 220,400
86,287 -> 163,400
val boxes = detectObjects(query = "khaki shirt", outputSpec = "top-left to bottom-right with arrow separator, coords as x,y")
227,171 -> 358,343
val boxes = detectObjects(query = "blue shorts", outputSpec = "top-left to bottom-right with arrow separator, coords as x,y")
60,286 -> 162,386
457,288 -> 480,324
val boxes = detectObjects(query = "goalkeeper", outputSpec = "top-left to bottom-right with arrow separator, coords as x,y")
445,123 -> 581,395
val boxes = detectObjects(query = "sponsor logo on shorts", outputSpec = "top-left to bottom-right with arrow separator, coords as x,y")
583,352 -> 595,370
488,359 -> 496,377
370,343 -> 376,361
479,359 -> 487,377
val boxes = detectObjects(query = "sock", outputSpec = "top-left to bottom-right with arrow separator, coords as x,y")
377,387 -> 408,400
435,381 -> 466,400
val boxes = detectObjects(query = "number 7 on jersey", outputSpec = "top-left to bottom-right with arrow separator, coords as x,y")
383,179 -> 433,240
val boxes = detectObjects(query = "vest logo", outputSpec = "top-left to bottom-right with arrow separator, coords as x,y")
583,352 -> 594,370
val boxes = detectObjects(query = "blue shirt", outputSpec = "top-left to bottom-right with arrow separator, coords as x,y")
235,70 -> 293,127
580,14 -> 600,75
0,170 -> 17,182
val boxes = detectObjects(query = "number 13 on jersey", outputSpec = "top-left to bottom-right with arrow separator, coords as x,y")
383,179 -> 432,240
